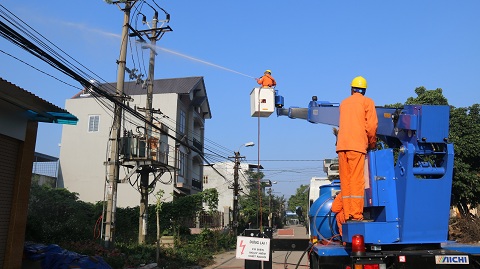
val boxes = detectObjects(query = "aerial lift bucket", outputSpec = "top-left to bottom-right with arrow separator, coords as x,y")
250,87 -> 275,117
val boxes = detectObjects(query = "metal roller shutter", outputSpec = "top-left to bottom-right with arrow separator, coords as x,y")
0,134 -> 20,268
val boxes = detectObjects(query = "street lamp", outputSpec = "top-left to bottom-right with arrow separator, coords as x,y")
238,141 -> 255,152
232,142 -> 255,235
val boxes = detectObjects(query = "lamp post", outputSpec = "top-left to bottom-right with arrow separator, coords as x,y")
266,181 -> 278,228
268,188 -> 272,228
233,142 -> 254,235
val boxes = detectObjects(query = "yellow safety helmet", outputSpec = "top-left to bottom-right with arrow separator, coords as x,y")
351,76 -> 367,89
265,69 -> 272,74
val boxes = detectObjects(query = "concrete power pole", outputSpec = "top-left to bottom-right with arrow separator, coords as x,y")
232,152 -> 241,235
104,1 -> 136,248
138,11 -> 158,245
134,7 -> 171,244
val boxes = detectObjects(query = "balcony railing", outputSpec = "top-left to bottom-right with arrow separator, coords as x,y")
191,178 -> 202,190
193,138 -> 203,151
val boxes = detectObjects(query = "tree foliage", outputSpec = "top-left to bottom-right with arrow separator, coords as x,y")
238,169 -> 264,226
26,185 -> 101,243
238,169 -> 285,229
26,185 -> 219,243
288,184 -> 309,222
157,189 -> 219,236
238,188 -> 264,226
405,86 -> 449,105
288,185 -> 309,213
238,188 -> 285,230
25,185 -> 231,268
449,104 -> 480,215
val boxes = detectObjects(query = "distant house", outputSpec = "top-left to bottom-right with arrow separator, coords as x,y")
32,152 -> 59,187
202,162 -> 262,227
0,77 -> 77,268
58,77 -> 211,207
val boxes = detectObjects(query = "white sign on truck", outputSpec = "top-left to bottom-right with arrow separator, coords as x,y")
235,236 -> 270,261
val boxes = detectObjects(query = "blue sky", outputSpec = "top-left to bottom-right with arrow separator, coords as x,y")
1,1 -> 479,198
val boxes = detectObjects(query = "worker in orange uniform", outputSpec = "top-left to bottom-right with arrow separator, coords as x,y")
336,76 -> 378,222
256,69 -> 276,88
331,191 -> 345,236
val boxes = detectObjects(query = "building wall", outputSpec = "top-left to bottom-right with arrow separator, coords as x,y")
0,108 -> 26,141
59,91 -> 204,207
0,121 -> 37,269
0,134 -> 19,268
58,97 -> 110,203
202,162 -> 251,214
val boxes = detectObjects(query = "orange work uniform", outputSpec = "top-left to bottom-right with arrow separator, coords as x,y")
331,192 -> 345,236
256,74 -> 276,87
336,92 -> 377,221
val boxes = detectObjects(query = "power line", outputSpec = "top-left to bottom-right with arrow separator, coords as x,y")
0,49 -> 82,90
0,3 -> 244,188
246,159 -> 325,162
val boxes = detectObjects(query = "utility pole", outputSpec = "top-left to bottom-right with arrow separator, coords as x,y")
230,142 -> 253,235
133,5 -> 172,244
268,188 -> 272,227
138,9 -> 158,245
232,151 -> 241,235
104,0 -> 136,248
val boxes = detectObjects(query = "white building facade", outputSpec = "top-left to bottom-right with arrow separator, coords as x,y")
58,77 -> 211,207
202,162 -> 258,226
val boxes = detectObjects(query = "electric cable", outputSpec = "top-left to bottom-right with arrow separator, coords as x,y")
284,250 -> 292,269
1,4 -> 241,202
0,49 -> 82,90
294,244 -> 313,269
94,215 -> 103,239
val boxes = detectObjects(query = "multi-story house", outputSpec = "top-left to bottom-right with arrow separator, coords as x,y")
58,76 -> 211,207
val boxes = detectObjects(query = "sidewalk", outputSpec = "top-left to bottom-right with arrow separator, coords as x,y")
204,225 -> 310,269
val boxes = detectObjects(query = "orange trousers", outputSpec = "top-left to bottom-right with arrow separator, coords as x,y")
337,151 -> 365,220
331,192 -> 345,236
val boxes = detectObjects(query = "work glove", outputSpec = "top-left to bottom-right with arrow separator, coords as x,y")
332,127 -> 339,137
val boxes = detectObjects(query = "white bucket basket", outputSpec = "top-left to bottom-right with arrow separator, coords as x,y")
250,87 -> 275,117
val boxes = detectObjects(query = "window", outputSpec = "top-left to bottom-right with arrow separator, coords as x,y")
179,110 -> 186,134
178,151 -> 187,177
88,115 -> 100,132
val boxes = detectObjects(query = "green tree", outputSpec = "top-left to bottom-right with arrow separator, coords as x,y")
449,104 -> 480,215
405,86 -> 449,105
288,184 -> 309,222
238,169 -> 265,227
158,189 -> 219,237
237,170 -> 285,229
238,188 -> 262,227
238,188 -> 285,230
26,185 -> 100,243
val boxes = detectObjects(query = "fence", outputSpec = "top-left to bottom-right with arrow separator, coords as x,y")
181,210 -> 224,229
32,152 -> 58,187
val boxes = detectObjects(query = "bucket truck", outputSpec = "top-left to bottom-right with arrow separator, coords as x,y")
249,87 -> 480,268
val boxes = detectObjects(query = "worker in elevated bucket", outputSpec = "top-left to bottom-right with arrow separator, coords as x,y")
336,76 -> 378,222
256,69 -> 276,88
